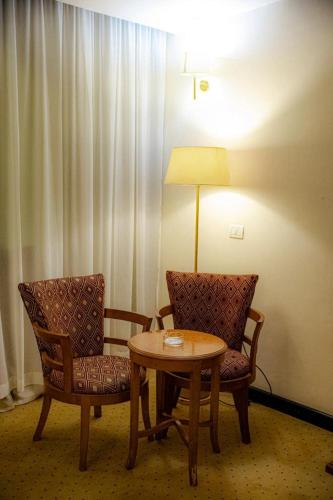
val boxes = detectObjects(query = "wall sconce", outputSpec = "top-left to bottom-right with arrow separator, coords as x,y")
182,52 -> 210,100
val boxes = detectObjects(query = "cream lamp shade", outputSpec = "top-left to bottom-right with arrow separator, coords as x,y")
164,146 -> 230,273
165,147 -> 230,186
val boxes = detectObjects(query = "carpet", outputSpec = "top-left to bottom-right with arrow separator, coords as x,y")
0,378 -> 332,500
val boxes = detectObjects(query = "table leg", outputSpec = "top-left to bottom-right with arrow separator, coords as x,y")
156,370 -> 165,440
188,365 -> 201,486
126,360 -> 141,470
210,358 -> 221,453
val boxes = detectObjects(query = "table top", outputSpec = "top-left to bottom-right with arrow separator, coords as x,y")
128,330 -> 227,361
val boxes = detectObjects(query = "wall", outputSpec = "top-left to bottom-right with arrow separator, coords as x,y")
158,0 -> 333,414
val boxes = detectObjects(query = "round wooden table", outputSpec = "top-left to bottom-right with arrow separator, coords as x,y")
126,329 -> 227,486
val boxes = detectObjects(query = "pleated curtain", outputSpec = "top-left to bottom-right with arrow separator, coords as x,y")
0,0 -> 166,409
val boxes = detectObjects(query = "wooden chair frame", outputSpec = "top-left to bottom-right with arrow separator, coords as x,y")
156,304 -> 264,444
32,308 -> 152,471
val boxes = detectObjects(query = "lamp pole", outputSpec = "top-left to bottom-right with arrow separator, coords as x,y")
194,185 -> 200,273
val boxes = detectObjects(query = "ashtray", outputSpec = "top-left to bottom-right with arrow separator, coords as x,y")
163,331 -> 184,346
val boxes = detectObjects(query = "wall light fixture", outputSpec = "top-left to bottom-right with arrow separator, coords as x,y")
182,52 -> 211,100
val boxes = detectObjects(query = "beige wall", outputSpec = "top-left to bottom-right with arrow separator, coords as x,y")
158,0 -> 333,414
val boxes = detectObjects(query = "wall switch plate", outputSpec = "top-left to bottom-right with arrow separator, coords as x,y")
229,224 -> 244,239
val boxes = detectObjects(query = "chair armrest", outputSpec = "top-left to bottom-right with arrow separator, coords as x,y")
32,323 -> 73,393
104,308 -> 152,332
156,304 -> 174,330
243,307 -> 265,383
104,308 -> 152,348
104,337 -> 128,347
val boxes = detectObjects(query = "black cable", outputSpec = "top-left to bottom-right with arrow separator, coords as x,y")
255,364 -> 272,394
242,342 -> 272,395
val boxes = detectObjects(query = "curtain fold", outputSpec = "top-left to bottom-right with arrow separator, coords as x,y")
0,0 -> 166,408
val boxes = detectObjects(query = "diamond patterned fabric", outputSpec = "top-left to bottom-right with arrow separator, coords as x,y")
49,355 -> 145,394
18,274 -> 105,374
202,349 -> 250,380
166,271 -> 258,351
177,349 -> 250,382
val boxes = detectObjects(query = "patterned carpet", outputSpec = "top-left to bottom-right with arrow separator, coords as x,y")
0,376 -> 332,500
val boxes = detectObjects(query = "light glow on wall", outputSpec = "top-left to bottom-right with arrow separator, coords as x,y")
181,77 -> 267,142
203,189 -> 252,218
173,0 -> 333,145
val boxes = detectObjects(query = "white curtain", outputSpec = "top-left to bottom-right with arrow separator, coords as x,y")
0,0 -> 166,408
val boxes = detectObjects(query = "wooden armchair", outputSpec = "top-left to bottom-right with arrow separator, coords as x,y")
18,274 -> 152,471
157,271 -> 265,444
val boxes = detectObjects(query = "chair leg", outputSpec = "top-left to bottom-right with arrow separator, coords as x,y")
33,394 -> 52,441
233,387 -> 251,444
173,386 -> 181,408
94,405 -> 102,418
79,402 -> 91,471
164,373 -> 177,415
326,461 -> 333,475
141,382 -> 153,442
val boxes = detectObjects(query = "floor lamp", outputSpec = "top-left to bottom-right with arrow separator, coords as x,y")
165,147 -> 230,273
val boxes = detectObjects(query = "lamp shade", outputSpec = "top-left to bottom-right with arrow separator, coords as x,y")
165,147 -> 230,186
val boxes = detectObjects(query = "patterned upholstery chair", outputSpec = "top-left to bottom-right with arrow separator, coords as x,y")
18,274 -> 152,471
157,271 -> 264,444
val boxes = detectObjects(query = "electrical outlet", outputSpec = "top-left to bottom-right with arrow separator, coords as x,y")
228,224 -> 244,239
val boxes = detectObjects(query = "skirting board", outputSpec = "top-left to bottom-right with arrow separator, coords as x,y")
248,387 -> 333,433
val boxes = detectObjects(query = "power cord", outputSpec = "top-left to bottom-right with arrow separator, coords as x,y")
242,342 -> 272,395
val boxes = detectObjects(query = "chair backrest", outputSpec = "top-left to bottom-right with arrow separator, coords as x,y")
18,274 -> 105,372
166,271 -> 258,351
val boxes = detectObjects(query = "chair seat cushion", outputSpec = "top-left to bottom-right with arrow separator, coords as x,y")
49,355 -> 145,395
177,349 -> 250,382
202,349 -> 250,381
